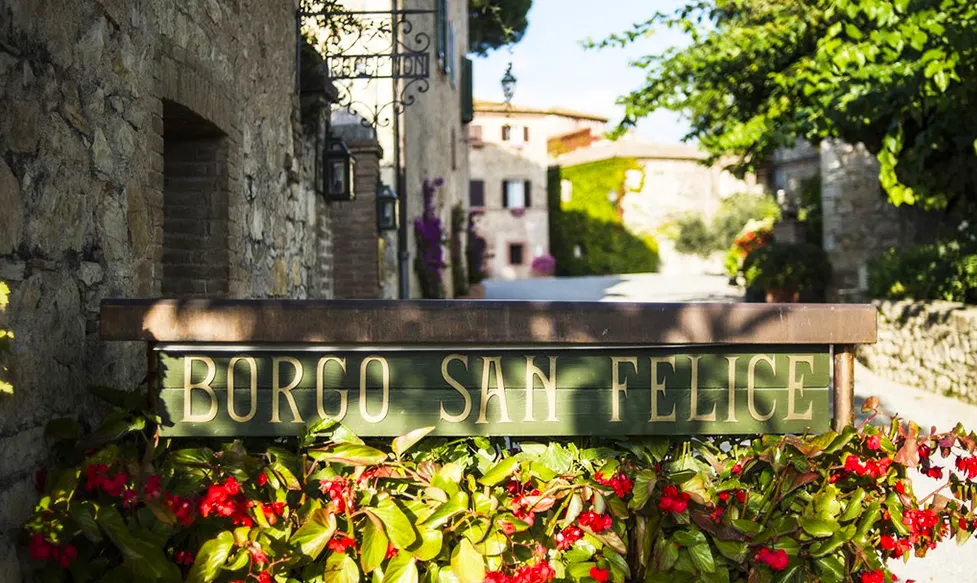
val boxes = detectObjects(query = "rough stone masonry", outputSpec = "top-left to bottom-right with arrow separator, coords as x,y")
0,0 -> 369,577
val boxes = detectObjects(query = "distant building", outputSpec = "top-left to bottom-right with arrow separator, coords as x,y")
468,100 -> 607,279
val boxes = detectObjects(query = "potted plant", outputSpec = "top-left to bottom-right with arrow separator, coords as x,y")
464,211 -> 489,299
742,241 -> 832,302
531,254 -> 556,277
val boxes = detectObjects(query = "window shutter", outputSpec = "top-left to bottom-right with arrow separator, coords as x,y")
524,180 -> 532,207
436,0 -> 447,71
523,126 -> 530,142
502,126 -> 510,141
461,58 -> 474,123
502,180 -> 510,208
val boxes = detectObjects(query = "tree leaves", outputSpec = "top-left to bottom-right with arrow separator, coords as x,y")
289,509 -> 337,560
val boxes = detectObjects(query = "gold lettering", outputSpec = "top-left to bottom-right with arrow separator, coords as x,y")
688,355 -> 717,422
359,356 -> 390,423
747,354 -> 776,421
524,356 -> 558,422
227,356 -> 258,423
785,355 -> 815,421
476,356 -> 511,424
272,357 -> 304,424
650,356 -> 677,422
725,356 -> 739,422
316,356 -> 348,421
610,356 -> 637,422
183,356 -> 218,423
440,354 -> 472,422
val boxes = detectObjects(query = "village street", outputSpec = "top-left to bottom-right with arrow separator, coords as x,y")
485,272 -> 977,582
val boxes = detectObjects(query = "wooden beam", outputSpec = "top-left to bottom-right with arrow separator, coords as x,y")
832,344 -> 856,431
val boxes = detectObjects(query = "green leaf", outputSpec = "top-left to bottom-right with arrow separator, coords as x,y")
561,493 -> 584,527
187,531 -> 234,583
731,519 -> 763,536
567,562 -> 597,581
712,539 -> 746,562
816,553 -> 845,583
652,536 -> 678,571
385,552 -> 419,583
538,444 -> 573,474
799,517 -> 837,538
478,457 -> 519,486
412,527 -> 444,561
312,444 -> 387,466
374,498 -> 418,548
70,502 -> 102,543
44,417 -> 81,441
362,519 -> 389,574
225,549 -> 250,571
96,506 -> 181,582
288,509 -> 337,560
170,448 -> 215,465
672,530 -> 707,547
771,563 -> 801,583
393,426 -> 436,458
324,553 -> 360,583
604,549 -> 631,582
688,544 -> 715,574
450,539 -> 485,583
420,498 -> 466,529
271,459 -> 302,491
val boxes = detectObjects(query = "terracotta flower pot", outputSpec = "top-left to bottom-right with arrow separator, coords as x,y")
765,287 -> 800,303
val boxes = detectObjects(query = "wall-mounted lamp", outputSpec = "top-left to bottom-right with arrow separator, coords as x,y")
376,184 -> 399,231
323,136 -> 355,202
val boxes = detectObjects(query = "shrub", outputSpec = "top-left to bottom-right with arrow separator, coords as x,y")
743,241 -> 832,293
22,389 -> 977,583
724,219 -> 774,279
466,212 -> 489,286
414,178 -> 447,299
868,237 -> 977,304
711,192 -> 781,251
531,254 -> 556,277
450,206 -> 470,298
673,213 -> 717,257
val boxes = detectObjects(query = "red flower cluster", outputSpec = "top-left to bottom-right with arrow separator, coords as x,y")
249,543 -> 269,565
754,547 -> 788,571
175,550 -> 194,566
163,492 -> 195,526
385,544 -> 399,559
508,481 -> 544,525
578,511 -> 612,533
484,561 -> 555,583
28,535 -> 77,568
589,567 -> 609,583
85,464 -> 129,497
717,490 -> 747,504
879,534 -> 912,558
321,478 -> 353,513
733,229 -> 772,258
262,502 -> 286,525
328,535 -> 356,553
554,526 -> 583,550
257,472 -> 269,487
258,571 -> 272,583
861,569 -> 884,583
658,485 -> 690,514
865,435 -> 882,451
199,476 -> 254,527
594,472 -> 633,498
955,456 -> 977,480
903,507 -> 946,549
842,454 -> 892,479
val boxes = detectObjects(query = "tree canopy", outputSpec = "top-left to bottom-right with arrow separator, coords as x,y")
469,0 -> 531,56
596,0 -> 977,212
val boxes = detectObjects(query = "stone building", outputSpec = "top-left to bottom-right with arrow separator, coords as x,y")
0,0 -> 450,574
467,100 -> 607,280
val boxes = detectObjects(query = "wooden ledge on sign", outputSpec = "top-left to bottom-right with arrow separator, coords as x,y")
99,299 -> 877,345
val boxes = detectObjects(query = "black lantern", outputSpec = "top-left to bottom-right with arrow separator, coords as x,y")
376,184 -> 399,231
323,136 -> 355,201
501,62 -> 516,104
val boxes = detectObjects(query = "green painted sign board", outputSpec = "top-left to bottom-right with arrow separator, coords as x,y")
156,345 -> 832,437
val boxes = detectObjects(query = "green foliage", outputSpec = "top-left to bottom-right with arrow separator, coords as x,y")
23,390 -> 977,583
469,0 -> 532,56
673,214 -> 717,257
868,236 -> 977,303
466,213 -> 489,286
712,194 -> 781,251
450,206 -> 470,298
743,241 -> 832,292
595,0 -> 977,212
0,281 -> 11,397
796,176 -> 823,247
549,161 -> 660,276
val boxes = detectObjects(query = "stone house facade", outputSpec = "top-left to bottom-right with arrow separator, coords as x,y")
0,0 -> 399,575
468,101 -> 607,280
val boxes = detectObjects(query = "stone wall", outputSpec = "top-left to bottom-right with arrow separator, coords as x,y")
332,133 -> 383,299
0,0 -> 336,576
860,300 -> 977,403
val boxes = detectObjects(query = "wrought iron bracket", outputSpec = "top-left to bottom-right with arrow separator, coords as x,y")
297,5 -> 437,129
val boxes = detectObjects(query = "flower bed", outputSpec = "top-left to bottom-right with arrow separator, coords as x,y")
22,389 -> 977,583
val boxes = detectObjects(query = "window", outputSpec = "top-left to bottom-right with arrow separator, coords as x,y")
523,126 -> 530,142
509,243 -> 525,266
468,125 -> 482,142
560,179 -> 573,203
436,0 -> 448,73
469,180 -> 485,208
502,125 -> 511,141
502,180 -> 525,209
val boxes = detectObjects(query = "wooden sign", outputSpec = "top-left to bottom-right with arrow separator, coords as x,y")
156,345 -> 831,437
